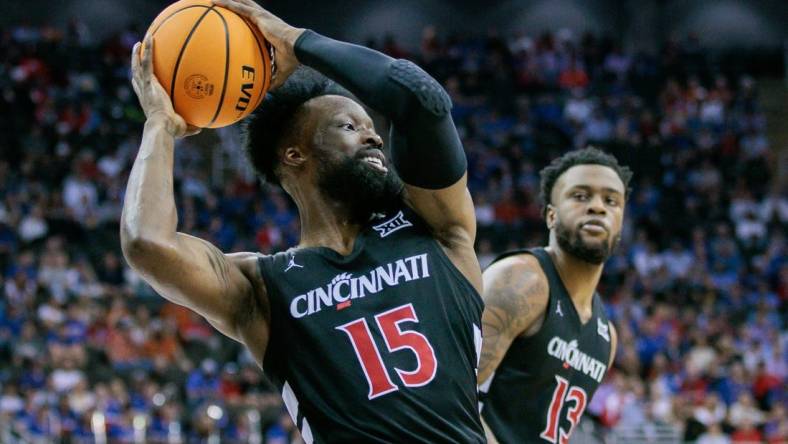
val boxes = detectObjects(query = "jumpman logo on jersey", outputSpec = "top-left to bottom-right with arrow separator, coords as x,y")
556,300 -> 564,317
284,254 -> 303,272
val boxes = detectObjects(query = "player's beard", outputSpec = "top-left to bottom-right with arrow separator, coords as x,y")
317,150 -> 404,224
555,218 -> 620,265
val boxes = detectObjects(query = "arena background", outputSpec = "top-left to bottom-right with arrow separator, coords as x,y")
0,0 -> 785,443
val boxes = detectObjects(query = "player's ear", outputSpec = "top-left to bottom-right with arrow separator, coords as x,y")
545,204 -> 557,230
282,146 -> 306,167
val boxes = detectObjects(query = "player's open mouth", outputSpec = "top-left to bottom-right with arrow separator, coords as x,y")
359,150 -> 388,173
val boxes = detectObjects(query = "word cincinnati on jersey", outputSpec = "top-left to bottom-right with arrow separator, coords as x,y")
546,336 -> 607,383
290,253 -> 431,318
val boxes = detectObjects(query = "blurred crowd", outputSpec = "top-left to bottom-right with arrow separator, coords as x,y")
0,17 -> 785,444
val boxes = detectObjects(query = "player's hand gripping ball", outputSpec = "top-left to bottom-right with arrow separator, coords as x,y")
210,0 -> 304,91
131,37 -> 200,138
140,0 -> 275,129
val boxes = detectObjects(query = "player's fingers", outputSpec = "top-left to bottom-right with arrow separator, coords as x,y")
220,0 -> 258,9
234,0 -> 272,15
212,0 -> 257,18
131,42 -> 141,73
141,35 -> 153,80
130,42 -> 143,91
131,42 -> 143,78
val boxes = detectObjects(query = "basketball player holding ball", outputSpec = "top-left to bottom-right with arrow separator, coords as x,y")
123,0 -> 485,442
478,148 -> 631,444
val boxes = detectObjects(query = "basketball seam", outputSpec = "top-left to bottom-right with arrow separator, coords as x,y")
207,8 -> 231,128
241,17 -> 268,110
169,5 -> 216,114
150,5 -> 210,37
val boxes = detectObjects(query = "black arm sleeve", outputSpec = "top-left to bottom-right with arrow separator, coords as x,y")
294,30 -> 466,189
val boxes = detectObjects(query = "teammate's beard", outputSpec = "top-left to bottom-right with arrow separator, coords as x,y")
555,218 -> 620,265
317,151 -> 404,224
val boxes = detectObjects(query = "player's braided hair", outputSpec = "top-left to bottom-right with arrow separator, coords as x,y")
242,67 -> 352,185
539,147 -> 633,218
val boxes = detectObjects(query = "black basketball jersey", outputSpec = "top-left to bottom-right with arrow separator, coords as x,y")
256,206 -> 485,444
479,248 -> 612,444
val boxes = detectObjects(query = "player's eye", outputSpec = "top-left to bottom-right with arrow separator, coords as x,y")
573,192 -> 588,200
606,197 -> 619,206
341,123 -> 356,131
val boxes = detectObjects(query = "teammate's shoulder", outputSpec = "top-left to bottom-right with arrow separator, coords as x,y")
485,252 -> 545,281
482,252 -> 550,333
495,251 -> 541,266
483,253 -> 549,300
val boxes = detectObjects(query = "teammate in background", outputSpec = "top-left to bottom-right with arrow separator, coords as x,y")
122,0 -> 485,442
478,148 -> 632,444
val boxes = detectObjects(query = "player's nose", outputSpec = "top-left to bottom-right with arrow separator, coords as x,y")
362,131 -> 383,149
587,194 -> 606,215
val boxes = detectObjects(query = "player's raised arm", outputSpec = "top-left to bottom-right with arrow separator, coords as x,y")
292,31 -> 474,245
477,255 -> 549,384
213,0 -> 478,286
121,37 -> 269,349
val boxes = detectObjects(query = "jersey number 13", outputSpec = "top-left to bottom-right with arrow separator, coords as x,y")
540,375 -> 588,444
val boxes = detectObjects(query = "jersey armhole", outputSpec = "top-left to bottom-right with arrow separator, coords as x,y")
399,205 -> 485,310
254,252 -> 284,376
397,205 -> 485,310
255,252 -> 274,297
429,236 -> 485,311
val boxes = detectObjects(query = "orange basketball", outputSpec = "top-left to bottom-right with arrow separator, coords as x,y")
144,0 -> 273,128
